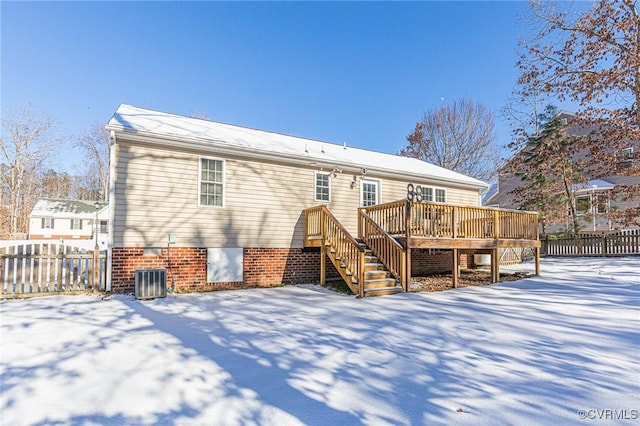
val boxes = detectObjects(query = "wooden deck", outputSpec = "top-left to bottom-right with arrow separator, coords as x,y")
304,200 -> 540,296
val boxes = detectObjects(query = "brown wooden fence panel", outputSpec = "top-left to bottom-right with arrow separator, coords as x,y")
0,241 -> 107,298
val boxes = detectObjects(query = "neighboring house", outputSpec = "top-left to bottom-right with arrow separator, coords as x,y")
105,104 -> 501,294
485,111 -> 640,234
29,198 -> 109,246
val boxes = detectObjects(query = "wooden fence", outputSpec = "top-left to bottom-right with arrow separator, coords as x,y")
499,247 -> 535,265
542,230 -> 640,257
0,240 -> 107,299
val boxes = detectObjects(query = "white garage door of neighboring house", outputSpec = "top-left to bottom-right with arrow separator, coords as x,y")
207,248 -> 243,282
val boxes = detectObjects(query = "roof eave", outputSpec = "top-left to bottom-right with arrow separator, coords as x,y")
107,125 -> 488,190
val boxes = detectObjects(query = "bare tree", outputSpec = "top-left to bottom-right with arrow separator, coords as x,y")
74,122 -> 110,201
0,106 -> 61,237
502,87 -> 548,152
37,169 -> 73,199
400,98 -> 499,182
516,0 -> 639,225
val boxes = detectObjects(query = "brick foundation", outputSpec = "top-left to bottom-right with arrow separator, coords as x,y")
410,249 -> 472,276
110,246 -> 326,294
110,246 -> 476,294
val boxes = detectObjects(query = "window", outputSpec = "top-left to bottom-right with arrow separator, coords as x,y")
620,147 -> 634,162
595,195 -> 609,214
361,180 -> 379,206
315,172 -> 330,201
70,219 -> 83,230
99,220 -> 108,234
422,187 -> 433,202
199,158 -> 224,207
575,195 -> 590,215
409,185 -> 444,203
41,218 -> 54,229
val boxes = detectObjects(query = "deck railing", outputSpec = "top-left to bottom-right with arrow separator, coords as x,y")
361,201 -> 539,241
358,209 -> 406,291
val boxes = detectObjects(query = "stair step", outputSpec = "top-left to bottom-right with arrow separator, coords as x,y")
364,277 -> 398,289
364,262 -> 386,271
364,286 -> 403,297
365,270 -> 391,280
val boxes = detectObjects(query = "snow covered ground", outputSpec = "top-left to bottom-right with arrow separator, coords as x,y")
1,257 -> 638,426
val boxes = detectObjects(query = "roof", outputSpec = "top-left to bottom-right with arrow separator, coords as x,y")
572,179 -> 616,193
106,104 -> 488,190
30,199 -> 107,218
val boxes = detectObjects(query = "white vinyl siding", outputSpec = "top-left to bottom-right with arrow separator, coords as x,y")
315,172 -> 330,202
112,141 -> 484,248
199,158 -> 224,207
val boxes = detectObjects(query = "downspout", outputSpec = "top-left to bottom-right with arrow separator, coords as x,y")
106,129 -> 117,292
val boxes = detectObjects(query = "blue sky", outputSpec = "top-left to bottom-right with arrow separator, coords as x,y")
2,1 -> 536,174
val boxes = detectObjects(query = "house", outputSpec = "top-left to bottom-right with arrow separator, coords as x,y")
105,104 -> 539,296
28,198 -> 109,246
485,111 -> 640,234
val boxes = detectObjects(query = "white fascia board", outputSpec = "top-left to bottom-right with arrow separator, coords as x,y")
107,126 -> 488,191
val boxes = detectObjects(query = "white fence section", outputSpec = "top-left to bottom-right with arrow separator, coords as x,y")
542,229 -> 640,257
0,240 -> 107,298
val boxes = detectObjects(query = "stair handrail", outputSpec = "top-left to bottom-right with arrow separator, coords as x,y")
320,206 -> 366,297
359,209 -> 407,292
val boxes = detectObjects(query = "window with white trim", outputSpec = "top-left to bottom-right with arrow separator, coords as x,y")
575,195 -> 590,215
408,184 -> 445,203
595,194 -> 609,214
315,172 -> 330,201
361,180 -> 379,206
199,158 -> 224,207
422,187 -> 433,202
70,218 -> 83,230
620,146 -> 634,162
41,218 -> 54,229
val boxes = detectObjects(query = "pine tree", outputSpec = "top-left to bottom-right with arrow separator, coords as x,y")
514,105 -> 586,235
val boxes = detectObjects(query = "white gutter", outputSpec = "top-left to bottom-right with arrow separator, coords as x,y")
105,129 -> 117,292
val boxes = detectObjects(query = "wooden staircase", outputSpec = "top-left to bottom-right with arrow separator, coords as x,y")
324,240 -> 402,297
362,249 -> 403,297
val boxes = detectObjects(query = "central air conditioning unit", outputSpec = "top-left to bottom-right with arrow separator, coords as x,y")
135,268 -> 167,300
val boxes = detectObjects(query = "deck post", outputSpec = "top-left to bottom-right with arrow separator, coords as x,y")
405,201 -> 412,292
320,247 -> 326,285
490,248 -> 499,283
405,247 -> 411,292
534,247 -> 540,276
358,252 -> 365,298
452,248 -> 459,288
